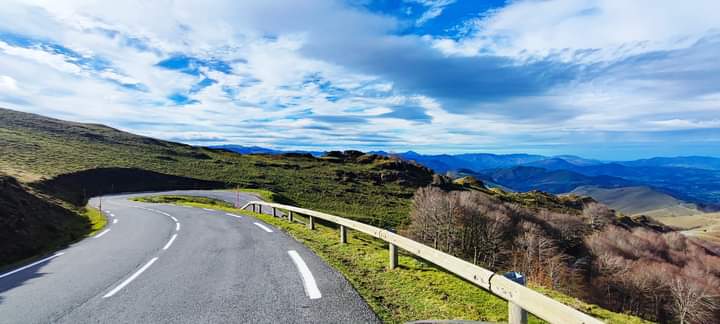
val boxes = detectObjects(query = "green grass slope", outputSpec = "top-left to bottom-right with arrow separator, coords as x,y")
0,107 -> 430,227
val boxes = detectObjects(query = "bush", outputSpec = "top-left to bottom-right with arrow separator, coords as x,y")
405,186 -> 720,323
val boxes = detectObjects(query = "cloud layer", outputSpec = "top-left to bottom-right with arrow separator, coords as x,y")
0,0 -> 718,159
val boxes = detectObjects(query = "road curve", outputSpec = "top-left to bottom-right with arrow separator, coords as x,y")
0,190 -> 379,323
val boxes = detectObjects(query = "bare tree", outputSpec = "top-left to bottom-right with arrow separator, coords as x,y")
669,276 -> 720,324
583,202 -> 615,229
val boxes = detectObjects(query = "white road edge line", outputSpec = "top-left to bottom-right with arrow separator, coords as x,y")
202,208 -> 214,212
0,253 -> 65,279
176,223 -> 181,231
112,219 -> 118,224
109,213 -> 115,217
253,222 -> 273,233
226,213 -> 242,218
287,251 -> 322,299
94,229 -> 111,238
163,234 -> 178,250
103,257 -> 159,298
170,216 -> 178,222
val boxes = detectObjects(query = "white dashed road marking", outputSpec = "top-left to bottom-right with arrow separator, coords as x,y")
0,253 -> 65,280
103,257 -> 159,298
253,222 -> 273,233
163,234 -> 178,250
94,229 -> 111,238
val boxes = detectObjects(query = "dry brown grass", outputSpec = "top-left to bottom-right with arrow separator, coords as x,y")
653,212 -> 720,244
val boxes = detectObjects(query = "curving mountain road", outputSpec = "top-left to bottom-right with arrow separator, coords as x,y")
0,191 -> 378,323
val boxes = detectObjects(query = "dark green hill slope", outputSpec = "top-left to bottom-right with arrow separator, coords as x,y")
0,174 -> 90,265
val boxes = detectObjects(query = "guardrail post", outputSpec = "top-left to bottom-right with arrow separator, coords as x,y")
288,211 -> 293,222
340,225 -> 347,243
308,216 -> 315,230
272,207 -> 277,217
504,272 -> 528,324
388,243 -> 398,270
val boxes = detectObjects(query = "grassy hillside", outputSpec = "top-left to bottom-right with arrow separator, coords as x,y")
0,174 -> 101,266
0,107 -> 430,227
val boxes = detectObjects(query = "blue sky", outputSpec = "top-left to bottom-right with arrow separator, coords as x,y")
0,0 -> 718,160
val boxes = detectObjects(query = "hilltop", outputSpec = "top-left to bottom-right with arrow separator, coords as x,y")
570,186 -> 701,216
0,107 -> 436,228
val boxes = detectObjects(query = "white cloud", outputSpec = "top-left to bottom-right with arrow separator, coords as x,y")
0,0 -> 717,157
407,0 -> 456,26
0,41 -> 84,75
435,0 -> 720,61
0,75 -> 18,92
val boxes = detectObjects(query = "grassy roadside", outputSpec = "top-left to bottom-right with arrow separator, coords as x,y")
83,206 -> 108,236
134,194 -> 649,324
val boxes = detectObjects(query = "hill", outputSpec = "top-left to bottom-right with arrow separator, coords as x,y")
365,150 -> 720,209
571,163 -> 720,207
210,144 -> 323,157
619,156 -> 720,170
371,151 -> 547,174
0,107 -> 432,229
570,185 -> 700,216
0,174 -> 93,265
478,166 -> 633,193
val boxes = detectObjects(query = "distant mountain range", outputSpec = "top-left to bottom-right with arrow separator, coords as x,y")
211,145 -> 720,214
210,145 -> 324,156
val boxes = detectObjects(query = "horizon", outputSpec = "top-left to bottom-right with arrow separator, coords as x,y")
1,1 -> 719,160
208,142 -> 720,161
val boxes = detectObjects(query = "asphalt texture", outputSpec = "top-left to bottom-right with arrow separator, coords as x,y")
0,190 -> 379,324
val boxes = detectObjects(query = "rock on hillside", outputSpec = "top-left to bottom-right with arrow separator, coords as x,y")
331,151 -> 437,187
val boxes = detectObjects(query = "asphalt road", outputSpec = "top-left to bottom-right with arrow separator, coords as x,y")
0,190 -> 379,323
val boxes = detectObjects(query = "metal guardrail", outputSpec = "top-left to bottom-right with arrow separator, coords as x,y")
242,201 -> 603,324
